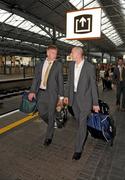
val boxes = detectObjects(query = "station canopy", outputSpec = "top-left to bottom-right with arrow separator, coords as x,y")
0,0 -> 125,57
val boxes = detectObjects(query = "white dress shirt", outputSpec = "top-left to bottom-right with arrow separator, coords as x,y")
40,59 -> 64,100
74,60 -> 84,92
40,59 -> 54,89
118,65 -> 123,81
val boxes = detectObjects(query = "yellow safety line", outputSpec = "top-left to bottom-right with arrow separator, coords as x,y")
0,113 -> 38,135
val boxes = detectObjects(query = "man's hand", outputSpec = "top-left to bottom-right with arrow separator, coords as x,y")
28,93 -> 36,101
112,83 -> 115,90
64,97 -> 69,105
57,99 -> 64,108
93,105 -> 100,113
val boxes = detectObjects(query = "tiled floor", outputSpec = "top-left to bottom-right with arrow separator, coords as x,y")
0,89 -> 125,180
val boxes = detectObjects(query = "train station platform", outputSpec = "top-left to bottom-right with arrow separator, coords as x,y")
0,74 -> 33,82
0,88 -> 125,180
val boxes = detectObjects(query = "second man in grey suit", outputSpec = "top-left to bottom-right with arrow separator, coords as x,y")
64,47 -> 100,160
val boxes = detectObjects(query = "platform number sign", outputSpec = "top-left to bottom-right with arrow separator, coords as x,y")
66,8 -> 101,40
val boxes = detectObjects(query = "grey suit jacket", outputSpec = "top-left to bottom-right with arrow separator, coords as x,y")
66,60 -> 99,112
113,66 -> 125,86
30,60 -> 64,101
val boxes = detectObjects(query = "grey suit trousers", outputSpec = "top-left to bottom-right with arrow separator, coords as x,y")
37,90 -> 56,139
72,93 -> 89,153
116,81 -> 125,108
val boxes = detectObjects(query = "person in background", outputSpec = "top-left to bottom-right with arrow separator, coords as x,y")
99,66 -> 106,91
104,67 -> 112,90
112,58 -> 125,111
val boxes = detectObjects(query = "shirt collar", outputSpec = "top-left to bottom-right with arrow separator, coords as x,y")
46,58 -> 55,63
75,59 -> 84,67
118,65 -> 123,69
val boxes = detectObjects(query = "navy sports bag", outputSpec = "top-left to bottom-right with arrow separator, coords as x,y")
87,113 -> 115,145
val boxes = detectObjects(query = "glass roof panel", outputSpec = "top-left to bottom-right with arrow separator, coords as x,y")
59,38 -> 83,46
29,25 -> 41,33
5,14 -> 24,26
69,0 -> 83,9
0,9 -> 12,22
38,30 -> 50,37
105,30 -> 116,36
101,22 -> 112,31
84,0 -> 95,7
102,16 -> 109,25
18,20 -> 34,30
84,0 -> 100,8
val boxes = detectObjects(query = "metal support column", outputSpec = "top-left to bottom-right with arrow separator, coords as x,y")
87,41 -> 91,62
52,26 -> 57,45
110,55 -> 112,63
101,52 -> 104,63
4,56 -> 6,75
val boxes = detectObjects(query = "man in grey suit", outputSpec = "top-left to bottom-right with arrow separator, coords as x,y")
64,47 -> 99,160
112,58 -> 125,111
28,45 -> 64,146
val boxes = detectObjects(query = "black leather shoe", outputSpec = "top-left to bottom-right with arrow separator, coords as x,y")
72,152 -> 82,160
43,139 -> 52,146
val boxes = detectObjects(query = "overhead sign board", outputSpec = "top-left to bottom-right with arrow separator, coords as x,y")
66,7 -> 101,40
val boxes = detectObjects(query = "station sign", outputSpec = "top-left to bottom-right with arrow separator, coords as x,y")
66,7 -> 101,40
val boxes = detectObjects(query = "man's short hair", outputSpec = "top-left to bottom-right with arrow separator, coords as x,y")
117,56 -> 123,61
72,46 -> 84,56
47,45 -> 58,51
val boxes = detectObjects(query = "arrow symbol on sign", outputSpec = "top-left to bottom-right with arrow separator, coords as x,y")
79,17 -> 87,27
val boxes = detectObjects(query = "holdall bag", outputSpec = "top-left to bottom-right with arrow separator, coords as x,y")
19,91 -> 37,114
98,99 -> 109,115
55,105 -> 68,128
87,112 -> 115,145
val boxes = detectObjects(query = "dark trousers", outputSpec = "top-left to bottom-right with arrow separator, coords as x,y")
116,82 -> 125,108
37,90 -> 56,139
72,93 -> 88,153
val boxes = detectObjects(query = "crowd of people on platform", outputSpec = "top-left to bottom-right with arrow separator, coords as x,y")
96,62 -> 124,90
96,59 -> 125,111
